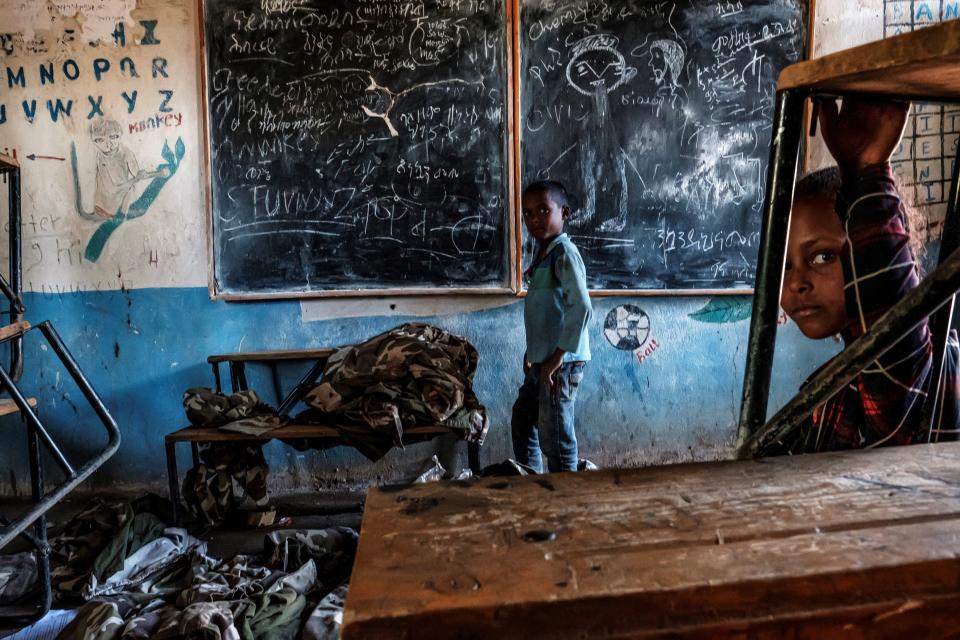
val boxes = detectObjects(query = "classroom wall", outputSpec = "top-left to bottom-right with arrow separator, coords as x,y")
0,0 -> 849,496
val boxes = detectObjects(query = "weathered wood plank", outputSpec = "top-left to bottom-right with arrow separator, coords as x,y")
343,443 -> 960,638
206,348 -> 336,363
778,19 -> 960,100
165,423 -> 453,442
0,153 -> 18,170
0,398 -> 37,417
0,322 -> 30,342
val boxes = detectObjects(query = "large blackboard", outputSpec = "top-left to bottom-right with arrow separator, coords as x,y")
204,0 -> 511,296
521,0 -> 806,290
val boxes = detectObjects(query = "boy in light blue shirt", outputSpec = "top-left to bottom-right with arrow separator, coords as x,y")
513,181 -> 592,473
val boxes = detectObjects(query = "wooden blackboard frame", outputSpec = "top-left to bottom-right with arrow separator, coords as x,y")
198,0 -> 523,300
198,0 -> 813,299
514,0 -> 813,297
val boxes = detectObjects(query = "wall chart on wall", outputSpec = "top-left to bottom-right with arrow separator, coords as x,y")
883,0 -> 960,241
203,0 -> 512,297
520,0 -> 807,291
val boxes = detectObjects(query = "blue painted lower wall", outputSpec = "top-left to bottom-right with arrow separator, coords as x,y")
0,287 -> 839,496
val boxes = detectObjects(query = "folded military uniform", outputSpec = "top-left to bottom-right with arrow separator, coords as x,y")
182,388 -> 287,436
179,389 -> 285,526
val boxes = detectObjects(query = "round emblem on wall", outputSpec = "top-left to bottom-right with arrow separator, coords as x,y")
603,305 -> 650,351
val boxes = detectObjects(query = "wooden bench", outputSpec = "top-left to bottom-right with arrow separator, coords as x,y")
166,348 -> 481,524
343,442 -> 960,638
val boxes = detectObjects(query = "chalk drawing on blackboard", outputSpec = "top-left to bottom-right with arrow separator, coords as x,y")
639,38 -> 689,115
558,34 -> 639,234
521,0 -> 805,290
566,35 -> 637,101
361,75 -> 483,137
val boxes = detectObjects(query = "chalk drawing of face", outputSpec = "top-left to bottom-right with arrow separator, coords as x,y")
90,119 -> 122,155
649,39 -> 684,88
566,35 -> 636,96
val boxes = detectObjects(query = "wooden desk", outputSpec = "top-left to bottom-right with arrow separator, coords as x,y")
778,18 -> 960,99
169,346 -> 482,524
344,443 -> 960,638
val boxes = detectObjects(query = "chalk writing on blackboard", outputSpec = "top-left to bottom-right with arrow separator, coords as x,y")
521,0 -> 805,290
205,0 -> 510,295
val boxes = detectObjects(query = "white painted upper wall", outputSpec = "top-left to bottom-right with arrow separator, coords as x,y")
806,0 -> 883,171
0,0 -> 207,293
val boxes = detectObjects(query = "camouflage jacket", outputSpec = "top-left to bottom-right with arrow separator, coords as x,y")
302,323 -> 488,449
183,388 -> 286,434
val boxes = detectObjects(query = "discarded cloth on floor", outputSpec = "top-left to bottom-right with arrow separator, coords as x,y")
7,608 -> 78,640
262,528 -> 357,593
0,550 -> 39,604
49,496 -> 173,602
84,528 -> 204,599
301,583 -> 348,640
294,323 -> 488,460
45,497 -> 358,640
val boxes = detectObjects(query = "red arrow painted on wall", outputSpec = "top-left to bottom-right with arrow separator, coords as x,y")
26,154 -> 65,161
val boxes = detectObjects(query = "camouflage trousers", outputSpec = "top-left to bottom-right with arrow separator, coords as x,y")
182,443 -> 269,527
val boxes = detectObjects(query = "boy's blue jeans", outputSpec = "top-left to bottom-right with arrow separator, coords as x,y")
511,361 -> 585,473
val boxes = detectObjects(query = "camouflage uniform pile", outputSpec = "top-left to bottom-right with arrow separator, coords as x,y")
182,444 -> 270,528
298,323 -> 488,460
180,389 -> 283,527
16,497 -> 357,640
182,388 -> 286,435
178,324 -> 488,525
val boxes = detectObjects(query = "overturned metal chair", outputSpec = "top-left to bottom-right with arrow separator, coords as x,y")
0,153 -> 121,626
737,20 -> 960,456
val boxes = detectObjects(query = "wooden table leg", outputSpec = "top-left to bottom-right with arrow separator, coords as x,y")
165,440 -> 182,526
211,362 -> 222,393
236,362 -> 248,391
270,363 -> 283,406
229,363 -> 240,392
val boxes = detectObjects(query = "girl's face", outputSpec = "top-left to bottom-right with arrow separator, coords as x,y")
781,195 -> 849,339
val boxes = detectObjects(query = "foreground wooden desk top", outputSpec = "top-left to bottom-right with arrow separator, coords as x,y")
343,443 -> 960,639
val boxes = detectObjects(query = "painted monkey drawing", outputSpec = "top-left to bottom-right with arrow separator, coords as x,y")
70,118 -> 185,261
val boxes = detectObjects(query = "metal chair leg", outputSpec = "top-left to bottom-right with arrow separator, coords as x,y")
922,149 -> 960,440
736,89 -> 808,451
166,441 -> 182,527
